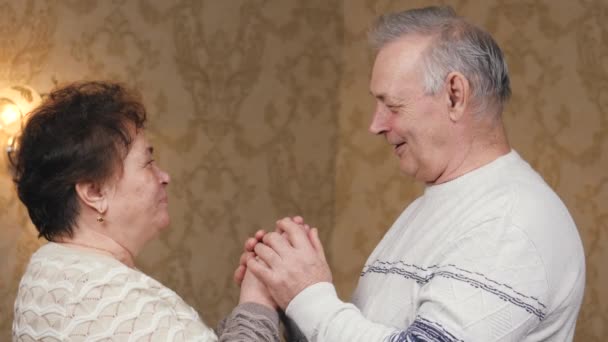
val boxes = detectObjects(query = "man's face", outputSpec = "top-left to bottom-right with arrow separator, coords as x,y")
369,35 -> 454,183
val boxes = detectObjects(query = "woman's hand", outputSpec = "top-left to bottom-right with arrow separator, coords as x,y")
233,229 -> 265,286
238,269 -> 277,309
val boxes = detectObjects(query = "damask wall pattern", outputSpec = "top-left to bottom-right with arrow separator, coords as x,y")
0,0 -> 605,341
0,0 -> 343,336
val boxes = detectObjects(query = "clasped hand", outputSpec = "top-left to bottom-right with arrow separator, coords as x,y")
235,217 -> 332,310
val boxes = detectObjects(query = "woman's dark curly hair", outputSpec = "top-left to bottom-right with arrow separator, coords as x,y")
11,81 -> 147,241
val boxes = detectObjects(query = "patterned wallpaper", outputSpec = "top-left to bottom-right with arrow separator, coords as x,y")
0,0 -> 605,341
0,0 -> 342,336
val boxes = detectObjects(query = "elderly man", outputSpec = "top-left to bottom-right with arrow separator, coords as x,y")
242,6 -> 585,341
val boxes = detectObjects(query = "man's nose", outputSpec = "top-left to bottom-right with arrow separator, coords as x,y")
369,107 -> 389,135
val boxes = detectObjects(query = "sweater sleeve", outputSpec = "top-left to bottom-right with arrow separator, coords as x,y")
217,302 -> 280,342
285,282 -> 399,342
286,223 -> 550,342
281,310 -> 309,342
286,282 -> 471,342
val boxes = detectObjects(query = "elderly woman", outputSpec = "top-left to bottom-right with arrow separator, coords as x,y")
11,81 -> 279,341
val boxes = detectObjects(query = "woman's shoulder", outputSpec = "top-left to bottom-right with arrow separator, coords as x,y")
24,243 -> 131,283
16,243 -> 216,340
29,242 -> 168,293
16,243 -> 140,310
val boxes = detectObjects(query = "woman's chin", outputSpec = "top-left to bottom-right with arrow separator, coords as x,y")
159,217 -> 171,231
150,216 -> 171,236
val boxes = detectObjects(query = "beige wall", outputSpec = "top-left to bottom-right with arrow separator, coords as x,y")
0,1 -> 605,341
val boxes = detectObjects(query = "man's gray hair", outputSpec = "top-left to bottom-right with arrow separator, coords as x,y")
369,6 -> 511,116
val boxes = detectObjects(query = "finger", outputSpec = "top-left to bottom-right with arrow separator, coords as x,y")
254,243 -> 282,268
277,217 -> 312,249
254,229 -> 266,241
247,258 -> 275,287
292,216 -> 304,224
262,231 -> 293,256
245,237 -> 259,252
275,217 -> 291,233
244,230 -> 267,251
234,265 -> 246,286
309,227 -> 327,262
240,251 -> 256,266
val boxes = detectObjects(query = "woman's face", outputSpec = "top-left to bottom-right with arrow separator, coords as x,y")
104,130 -> 171,248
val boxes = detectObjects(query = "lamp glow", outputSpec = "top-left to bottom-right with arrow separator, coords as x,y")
0,85 -> 41,161
0,103 -> 20,129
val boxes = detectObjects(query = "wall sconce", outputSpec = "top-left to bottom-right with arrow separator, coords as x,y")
0,85 -> 41,160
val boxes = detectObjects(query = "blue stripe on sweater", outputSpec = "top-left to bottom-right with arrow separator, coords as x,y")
388,316 -> 463,342
362,261 -> 546,320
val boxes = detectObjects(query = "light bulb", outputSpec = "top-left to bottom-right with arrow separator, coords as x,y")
0,103 -> 22,135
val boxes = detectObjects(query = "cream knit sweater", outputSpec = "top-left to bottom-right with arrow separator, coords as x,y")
286,151 -> 585,342
13,243 -> 279,342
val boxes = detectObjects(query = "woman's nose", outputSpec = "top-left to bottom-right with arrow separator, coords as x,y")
158,168 -> 170,185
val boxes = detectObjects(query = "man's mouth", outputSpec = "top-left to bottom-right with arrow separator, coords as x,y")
393,142 -> 406,156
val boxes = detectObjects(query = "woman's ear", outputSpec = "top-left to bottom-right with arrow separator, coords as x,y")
445,71 -> 470,122
75,182 -> 107,214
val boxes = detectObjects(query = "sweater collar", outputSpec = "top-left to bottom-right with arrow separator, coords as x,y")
423,149 -> 520,198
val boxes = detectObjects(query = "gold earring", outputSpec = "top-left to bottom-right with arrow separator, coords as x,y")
96,215 -> 104,223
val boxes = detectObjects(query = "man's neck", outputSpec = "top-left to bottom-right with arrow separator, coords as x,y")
432,120 -> 510,185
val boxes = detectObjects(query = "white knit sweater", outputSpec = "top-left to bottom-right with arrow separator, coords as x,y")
286,151 -> 585,342
13,242 -> 217,341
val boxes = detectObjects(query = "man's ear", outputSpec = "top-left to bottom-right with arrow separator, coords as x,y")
75,182 -> 107,214
445,71 -> 470,122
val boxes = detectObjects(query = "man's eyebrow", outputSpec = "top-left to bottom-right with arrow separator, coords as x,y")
369,90 -> 386,102
371,92 -> 403,105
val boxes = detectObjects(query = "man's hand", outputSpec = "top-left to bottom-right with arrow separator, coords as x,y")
233,216 -> 309,286
247,217 -> 332,309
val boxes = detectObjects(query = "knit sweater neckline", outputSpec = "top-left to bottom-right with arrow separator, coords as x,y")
424,149 -> 519,198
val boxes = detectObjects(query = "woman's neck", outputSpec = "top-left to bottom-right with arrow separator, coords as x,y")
56,228 -> 136,267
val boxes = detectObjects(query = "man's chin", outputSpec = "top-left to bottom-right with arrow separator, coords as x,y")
398,160 -> 417,178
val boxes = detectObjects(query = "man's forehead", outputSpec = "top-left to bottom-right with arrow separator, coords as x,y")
375,35 -> 432,68
369,35 -> 431,95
